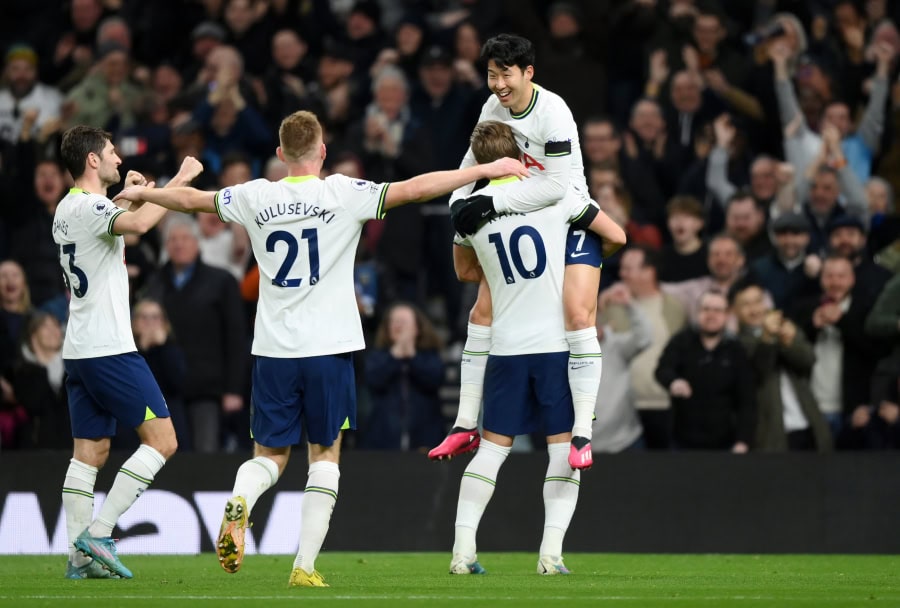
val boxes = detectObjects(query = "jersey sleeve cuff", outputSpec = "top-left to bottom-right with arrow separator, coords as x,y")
213,191 -> 227,222
376,184 -> 389,219
107,209 -> 126,236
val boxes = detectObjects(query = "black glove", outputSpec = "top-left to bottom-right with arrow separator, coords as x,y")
450,194 -> 498,236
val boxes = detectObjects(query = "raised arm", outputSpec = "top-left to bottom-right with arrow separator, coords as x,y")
384,157 -> 528,210
110,157 -> 204,235
857,44 -> 893,153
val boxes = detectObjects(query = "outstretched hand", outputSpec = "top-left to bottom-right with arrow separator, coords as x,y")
112,185 -> 148,205
483,157 -> 529,179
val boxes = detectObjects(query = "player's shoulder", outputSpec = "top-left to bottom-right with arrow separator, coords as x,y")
533,84 -> 574,116
226,177 -> 272,195
325,173 -> 381,196
480,94 -> 504,117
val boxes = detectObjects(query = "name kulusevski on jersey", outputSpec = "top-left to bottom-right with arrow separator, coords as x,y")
456,178 -> 598,356
214,175 -> 388,358
53,188 -> 136,359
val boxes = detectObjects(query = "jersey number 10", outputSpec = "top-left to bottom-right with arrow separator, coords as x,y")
488,226 -> 546,284
267,229 -> 320,287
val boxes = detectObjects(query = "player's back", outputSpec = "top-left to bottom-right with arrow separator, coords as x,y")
52,188 -> 136,359
215,175 -> 387,358
478,84 -> 587,190
463,180 -> 587,356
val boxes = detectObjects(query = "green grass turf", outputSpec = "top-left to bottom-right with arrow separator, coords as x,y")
0,553 -> 897,608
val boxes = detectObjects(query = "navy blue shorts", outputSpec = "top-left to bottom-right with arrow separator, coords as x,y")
250,353 -> 357,448
565,226 -> 603,267
65,352 -> 170,439
482,352 -> 574,437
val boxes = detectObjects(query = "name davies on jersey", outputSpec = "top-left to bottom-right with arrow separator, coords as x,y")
254,201 -> 337,229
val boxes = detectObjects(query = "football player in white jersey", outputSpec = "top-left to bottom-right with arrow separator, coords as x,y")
430,34 -> 624,469
53,125 -> 202,580
447,120 -> 622,576
113,110 -> 527,587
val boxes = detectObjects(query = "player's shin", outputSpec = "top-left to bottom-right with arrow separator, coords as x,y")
232,456 -> 280,512
62,459 -> 98,566
452,439 -> 510,560
456,323 -> 491,429
565,328 -> 602,440
294,461 -> 340,573
540,442 -> 581,560
89,444 -> 166,538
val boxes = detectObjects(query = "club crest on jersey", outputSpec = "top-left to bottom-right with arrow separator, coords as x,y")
92,201 -> 107,215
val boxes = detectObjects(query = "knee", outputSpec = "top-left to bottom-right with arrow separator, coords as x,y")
152,435 -> 178,461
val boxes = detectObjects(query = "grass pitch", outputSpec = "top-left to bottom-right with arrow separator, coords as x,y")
0,553 -> 896,607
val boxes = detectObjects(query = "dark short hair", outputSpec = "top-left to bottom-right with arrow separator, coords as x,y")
60,125 -> 112,179
481,33 -> 534,71
667,195 -> 704,219
727,275 -> 764,306
625,244 -> 661,273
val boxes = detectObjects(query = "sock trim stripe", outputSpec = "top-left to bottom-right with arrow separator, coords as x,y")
119,468 -> 153,485
462,472 -> 496,486
462,350 -> 490,356
62,488 -> 94,498
544,476 -> 581,486
305,486 -> 338,499
569,353 -> 602,358
250,458 -> 278,484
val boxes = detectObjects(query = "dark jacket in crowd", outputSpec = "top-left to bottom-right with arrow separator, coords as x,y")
751,254 -> 820,311
737,325 -> 832,452
361,348 -> 446,450
142,260 -> 247,401
9,358 -> 69,449
655,328 -> 756,449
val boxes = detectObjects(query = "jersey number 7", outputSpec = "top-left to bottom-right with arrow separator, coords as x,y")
267,228 -> 320,287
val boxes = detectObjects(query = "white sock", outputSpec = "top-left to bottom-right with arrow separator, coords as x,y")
293,461 -> 340,572
540,443 -> 581,559
455,323 -> 491,429
232,456 -> 280,513
62,459 -> 97,566
566,328 -> 602,439
452,439 -> 510,559
89,445 -> 166,538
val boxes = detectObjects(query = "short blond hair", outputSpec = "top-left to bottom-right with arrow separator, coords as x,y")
279,111 -> 323,162
470,120 -> 519,164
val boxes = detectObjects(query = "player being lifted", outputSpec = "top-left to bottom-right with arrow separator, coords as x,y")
429,34 -> 623,469
114,110 -> 527,587
448,120 -> 623,576
54,125 -> 202,579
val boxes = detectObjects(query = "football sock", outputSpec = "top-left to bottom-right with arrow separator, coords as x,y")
89,444 -> 166,538
455,323 -> 491,429
294,461 -> 340,572
540,442 -> 581,559
452,439 -> 510,559
566,328 -> 602,439
232,456 -> 280,513
62,459 -> 97,566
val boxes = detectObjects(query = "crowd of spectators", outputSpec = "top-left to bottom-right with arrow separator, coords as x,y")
2,0 -> 900,453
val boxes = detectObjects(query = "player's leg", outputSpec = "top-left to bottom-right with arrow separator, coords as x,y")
74,353 -> 176,579
218,442 -> 287,574
534,352 -> 580,575
450,354 -> 526,574
62,362 -> 116,578
290,437 -> 342,587
429,278 -> 492,460
289,353 -> 356,587
563,228 -> 604,470
218,355 -> 295,573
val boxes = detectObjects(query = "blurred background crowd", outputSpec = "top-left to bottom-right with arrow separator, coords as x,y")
2,0 -> 900,454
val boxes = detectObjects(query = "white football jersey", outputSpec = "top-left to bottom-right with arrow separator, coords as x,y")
458,179 -> 594,355
53,188 -> 136,359
451,83 -> 586,203
215,175 -> 387,357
